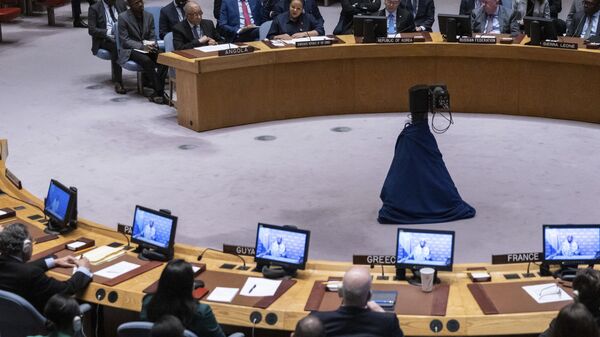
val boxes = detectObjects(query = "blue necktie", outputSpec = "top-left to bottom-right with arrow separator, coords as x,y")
387,14 -> 395,35
192,25 -> 199,39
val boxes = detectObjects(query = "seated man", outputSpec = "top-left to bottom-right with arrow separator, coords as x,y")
311,266 -> 404,337
333,0 -> 381,35
217,0 -> 262,42
459,0 -> 483,16
159,0 -> 188,39
293,316 -> 326,337
472,0 -> 520,35
378,0 -> 415,36
400,0 -> 434,32
269,0 -> 323,25
88,0 -> 128,94
0,223 -> 92,313
118,0 -> 168,104
173,1 -> 221,50
566,0 -> 583,32
267,0 -> 324,39
567,0 -> 600,40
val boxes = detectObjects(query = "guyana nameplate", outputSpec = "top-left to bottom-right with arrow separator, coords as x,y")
223,244 -> 255,256
218,46 -> 254,56
295,40 -> 333,48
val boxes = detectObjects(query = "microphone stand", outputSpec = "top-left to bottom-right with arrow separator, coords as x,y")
197,247 -> 250,270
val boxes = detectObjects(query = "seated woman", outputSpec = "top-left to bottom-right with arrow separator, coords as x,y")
267,0 -> 325,40
141,259 -> 226,337
29,294 -> 82,337
550,302 -> 600,337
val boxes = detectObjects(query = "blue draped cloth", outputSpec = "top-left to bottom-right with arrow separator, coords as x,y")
378,122 -> 476,224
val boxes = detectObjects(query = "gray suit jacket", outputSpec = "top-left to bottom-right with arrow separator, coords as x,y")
566,0 -> 584,34
567,10 -> 600,38
471,6 -> 520,36
117,10 -> 156,65
89,0 -> 127,54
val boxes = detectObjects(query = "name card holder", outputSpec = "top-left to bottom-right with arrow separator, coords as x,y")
218,45 -> 255,56
295,40 -> 333,48
353,255 -> 396,266
376,37 -> 414,44
492,252 -> 543,264
540,41 -> 578,50
459,37 -> 497,44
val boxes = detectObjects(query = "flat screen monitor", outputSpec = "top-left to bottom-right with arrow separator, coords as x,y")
254,223 -> 310,270
396,228 -> 455,272
353,15 -> 387,39
131,205 -> 178,256
44,179 -> 77,233
438,14 -> 472,40
543,224 -> 600,266
523,16 -> 557,44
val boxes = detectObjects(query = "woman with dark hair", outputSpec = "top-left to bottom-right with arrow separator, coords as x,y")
141,259 -> 226,337
551,303 -> 600,337
151,315 -> 185,337
29,294 -> 82,337
539,268 -> 600,337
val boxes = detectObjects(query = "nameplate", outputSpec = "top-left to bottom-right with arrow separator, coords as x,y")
223,244 -> 255,256
5,168 -> 22,189
491,252 -> 543,264
459,37 -> 497,44
353,255 -> 396,265
540,41 -> 578,50
295,40 -> 333,48
376,37 -> 414,44
218,46 -> 254,56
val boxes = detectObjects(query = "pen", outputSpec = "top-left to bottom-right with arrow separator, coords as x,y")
248,284 -> 257,293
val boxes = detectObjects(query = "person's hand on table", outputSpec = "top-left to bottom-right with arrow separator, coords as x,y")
291,32 -> 311,38
74,256 -> 92,270
367,300 -> 385,313
239,24 -> 257,33
54,256 -> 77,268
199,36 -> 217,45
274,34 -> 292,40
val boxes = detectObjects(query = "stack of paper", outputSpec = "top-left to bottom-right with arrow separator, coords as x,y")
95,261 -> 140,279
240,277 -> 281,297
82,245 -> 124,264
207,287 -> 239,303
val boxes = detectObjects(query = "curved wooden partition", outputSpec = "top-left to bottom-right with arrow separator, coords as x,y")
158,34 -> 600,132
0,139 -> 581,336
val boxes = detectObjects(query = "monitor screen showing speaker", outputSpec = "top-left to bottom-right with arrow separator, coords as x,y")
44,179 -> 77,232
131,205 -> 178,252
396,228 -> 455,271
543,224 -> 600,265
254,223 -> 310,270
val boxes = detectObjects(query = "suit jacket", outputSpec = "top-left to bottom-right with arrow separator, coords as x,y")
272,0 -> 323,24
567,10 -> 600,38
88,0 -> 127,54
311,306 -> 404,337
548,0 -> 561,18
400,0 -> 434,31
459,0 -> 514,16
378,8 -> 416,33
471,6 -> 520,36
172,19 -> 221,50
0,256 -> 92,313
512,0 -> 550,22
217,0 -> 262,36
159,2 -> 184,39
334,0 -> 381,34
267,11 -> 324,39
566,0 -> 584,34
117,10 -> 156,65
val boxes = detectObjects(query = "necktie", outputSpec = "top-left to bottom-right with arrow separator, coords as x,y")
192,25 -> 199,39
108,4 -> 117,23
584,15 -> 594,39
411,0 -> 417,17
387,14 -> 395,35
241,0 -> 252,27
485,15 -> 494,33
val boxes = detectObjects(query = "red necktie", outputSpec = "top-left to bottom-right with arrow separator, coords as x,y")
241,0 -> 252,26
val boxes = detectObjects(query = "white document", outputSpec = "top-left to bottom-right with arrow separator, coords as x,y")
95,261 -> 140,279
207,287 -> 239,303
522,283 -> 572,304
195,44 -> 239,52
282,36 -> 334,45
0,209 -> 6,216
67,241 -> 87,250
83,246 -> 123,264
240,277 -> 281,297
133,49 -> 149,54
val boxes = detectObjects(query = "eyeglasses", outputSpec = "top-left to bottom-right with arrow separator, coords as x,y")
188,11 -> 203,16
538,284 -> 562,300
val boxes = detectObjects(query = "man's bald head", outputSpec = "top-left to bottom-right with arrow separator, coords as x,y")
341,266 -> 372,307
292,316 -> 325,337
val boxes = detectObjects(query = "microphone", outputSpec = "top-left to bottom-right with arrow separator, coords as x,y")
197,247 -> 250,270
371,263 -> 389,280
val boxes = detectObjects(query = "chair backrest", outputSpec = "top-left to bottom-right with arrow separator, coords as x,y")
0,289 -> 47,337
145,6 -> 162,39
259,20 -> 272,40
118,321 -> 199,337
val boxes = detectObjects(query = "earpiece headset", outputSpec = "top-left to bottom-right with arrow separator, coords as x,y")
22,238 -> 32,257
73,315 -> 82,336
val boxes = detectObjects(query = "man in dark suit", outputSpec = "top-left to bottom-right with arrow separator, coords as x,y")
172,1 -> 221,50
118,0 -> 167,104
217,0 -> 262,42
269,0 -> 323,25
88,0 -> 128,94
567,0 -> 600,39
159,0 -> 188,39
0,223 -> 92,313
311,267 -> 404,337
378,0 -> 415,35
400,0 -> 434,31
472,0 -> 520,35
333,0 -> 381,35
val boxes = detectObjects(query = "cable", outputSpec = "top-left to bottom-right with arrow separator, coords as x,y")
252,317 -> 257,337
1,191 -> 46,216
197,247 -> 248,269
431,111 -> 453,134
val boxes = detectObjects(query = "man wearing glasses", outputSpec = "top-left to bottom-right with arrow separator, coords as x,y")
567,0 -> 600,39
172,1 -> 221,50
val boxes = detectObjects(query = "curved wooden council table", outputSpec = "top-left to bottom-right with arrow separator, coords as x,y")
158,33 -> 600,132
0,138 -> 586,336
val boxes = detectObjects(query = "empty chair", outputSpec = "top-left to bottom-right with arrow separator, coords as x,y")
259,20 -> 272,40
145,6 -> 164,50
118,321 -> 198,337
163,32 -> 176,106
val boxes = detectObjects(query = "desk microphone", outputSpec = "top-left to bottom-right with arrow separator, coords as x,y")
371,263 -> 389,280
197,247 -> 250,270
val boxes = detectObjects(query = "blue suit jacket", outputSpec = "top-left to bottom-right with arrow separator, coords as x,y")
159,2 -> 183,39
218,0 -> 263,36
